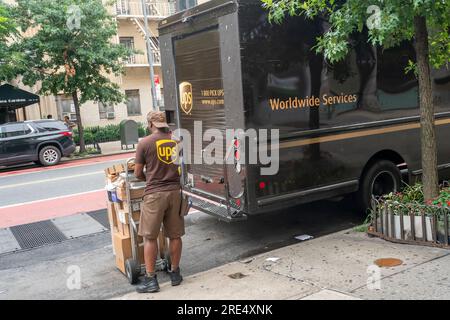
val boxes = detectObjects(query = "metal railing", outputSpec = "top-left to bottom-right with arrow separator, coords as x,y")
124,50 -> 161,67
369,197 -> 450,248
124,52 -> 161,65
115,0 -> 176,18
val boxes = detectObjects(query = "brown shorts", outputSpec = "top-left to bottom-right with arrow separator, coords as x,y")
138,189 -> 185,240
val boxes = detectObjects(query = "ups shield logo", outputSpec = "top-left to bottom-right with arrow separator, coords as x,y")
179,81 -> 193,115
156,139 -> 177,164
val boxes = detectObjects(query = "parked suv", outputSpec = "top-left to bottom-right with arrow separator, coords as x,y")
0,120 -> 76,167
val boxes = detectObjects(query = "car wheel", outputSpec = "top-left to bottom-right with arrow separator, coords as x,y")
357,160 -> 402,215
39,146 -> 61,166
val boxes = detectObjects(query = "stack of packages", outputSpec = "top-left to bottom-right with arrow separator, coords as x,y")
105,163 -> 145,274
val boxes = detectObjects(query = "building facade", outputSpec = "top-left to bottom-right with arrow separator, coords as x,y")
8,0 -> 185,127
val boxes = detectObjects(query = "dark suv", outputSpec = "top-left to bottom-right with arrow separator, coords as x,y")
0,120 -> 76,167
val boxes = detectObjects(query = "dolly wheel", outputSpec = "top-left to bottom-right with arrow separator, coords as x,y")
125,259 -> 140,284
164,250 -> 172,272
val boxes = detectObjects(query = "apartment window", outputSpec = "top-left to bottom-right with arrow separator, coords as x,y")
120,37 -> 135,64
98,103 -> 115,119
177,0 -> 197,11
126,90 -> 142,116
57,96 -> 77,121
120,37 -> 134,50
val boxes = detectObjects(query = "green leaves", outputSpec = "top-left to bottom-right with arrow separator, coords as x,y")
0,1 -> 21,80
7,0 -> 133,105
262,0 -> 449,70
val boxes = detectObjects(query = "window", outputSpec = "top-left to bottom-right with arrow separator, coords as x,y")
56,96 -> 77,121
120,37 -> 135,64
177,0 -> 197,11
98,103 -> 115,119
0,123 -> 30,138
120,37 -> 134,50
126,90 -> 141,116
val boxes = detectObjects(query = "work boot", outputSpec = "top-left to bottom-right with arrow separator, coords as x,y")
136,274 -> 160,293
168,267 -> 183,286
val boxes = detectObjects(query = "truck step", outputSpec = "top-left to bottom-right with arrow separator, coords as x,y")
191,197 -> 247,222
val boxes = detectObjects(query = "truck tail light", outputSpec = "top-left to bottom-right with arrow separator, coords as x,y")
234,149 -> 240,161
233,137 -> 241,173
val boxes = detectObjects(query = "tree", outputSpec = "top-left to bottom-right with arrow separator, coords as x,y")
0,2 -> 10,38
9,0 -> 132,152
0,1 -> 21,79
263,0 -> 450,200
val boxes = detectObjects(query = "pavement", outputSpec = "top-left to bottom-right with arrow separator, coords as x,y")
97,140 -> 136,156
65,140 -> 136,162
118,230 -> 450,300
0,199 -> 363,299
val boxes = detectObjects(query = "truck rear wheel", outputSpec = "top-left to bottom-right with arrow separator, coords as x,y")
357,160 -> 402,215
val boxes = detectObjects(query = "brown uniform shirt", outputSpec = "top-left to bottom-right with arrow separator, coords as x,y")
135,131 -> 180,195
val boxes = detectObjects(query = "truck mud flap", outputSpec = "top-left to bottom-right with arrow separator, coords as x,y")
186,192 -> 247,222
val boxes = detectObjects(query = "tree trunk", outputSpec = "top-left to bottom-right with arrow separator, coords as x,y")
413,16 -> 439,200
72,91 -> 85,153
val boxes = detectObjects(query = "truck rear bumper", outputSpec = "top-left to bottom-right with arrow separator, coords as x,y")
184,190 -> 247,222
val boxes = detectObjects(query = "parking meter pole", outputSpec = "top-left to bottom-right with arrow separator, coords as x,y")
140,0 -> 159,111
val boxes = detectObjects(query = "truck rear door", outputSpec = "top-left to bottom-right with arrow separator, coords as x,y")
174,27 -> 228,200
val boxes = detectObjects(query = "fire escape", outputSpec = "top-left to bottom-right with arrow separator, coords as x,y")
115,0 -> 176,66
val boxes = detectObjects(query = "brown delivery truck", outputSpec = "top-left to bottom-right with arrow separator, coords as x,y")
159,0 -> 450,221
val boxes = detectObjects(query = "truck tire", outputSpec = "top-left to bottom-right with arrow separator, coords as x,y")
39,145 -> 61,166
357,160 -> 402,215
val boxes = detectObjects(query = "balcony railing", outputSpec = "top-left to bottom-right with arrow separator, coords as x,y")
124,52 -> 161,66
115,0 -> 176,18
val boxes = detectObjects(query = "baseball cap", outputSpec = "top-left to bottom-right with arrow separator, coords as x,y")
147,111 -> 169,128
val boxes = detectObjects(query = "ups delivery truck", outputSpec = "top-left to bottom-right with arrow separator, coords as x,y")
159,0 -> 450,221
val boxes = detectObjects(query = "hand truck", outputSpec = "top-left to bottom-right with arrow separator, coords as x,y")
123,157 -> 171,284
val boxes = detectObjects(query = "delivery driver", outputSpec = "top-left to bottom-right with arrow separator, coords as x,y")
134,111 -> 184,293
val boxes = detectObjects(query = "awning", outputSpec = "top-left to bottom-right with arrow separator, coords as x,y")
0,84 -> 40,109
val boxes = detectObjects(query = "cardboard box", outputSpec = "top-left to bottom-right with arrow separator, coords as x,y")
113,231 -> 144,274
116,186 -> 145,201
107,201 -> 118,230
104,163 -> 135,184
118,200 -> 142,214
117,221 -> 130,237
114,202 -> 141,224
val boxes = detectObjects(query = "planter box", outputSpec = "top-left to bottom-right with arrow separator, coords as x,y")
371,199 -> 450,248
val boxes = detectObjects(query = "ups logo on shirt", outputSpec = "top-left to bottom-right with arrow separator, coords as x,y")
156,139 -> 177,164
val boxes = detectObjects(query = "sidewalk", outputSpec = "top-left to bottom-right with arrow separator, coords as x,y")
117,230 -> 450,300
98,140 -> 137,156
63,140 -> 136,162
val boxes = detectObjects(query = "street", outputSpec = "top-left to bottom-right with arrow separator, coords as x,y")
0,155 -> 363,299
0,154 -> 133,228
